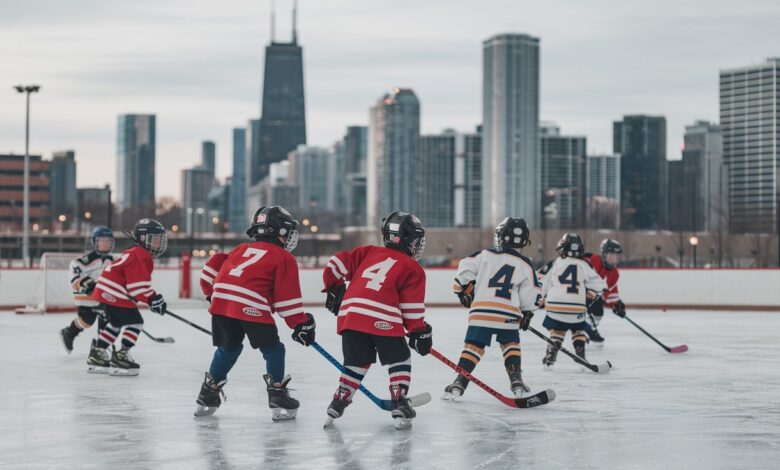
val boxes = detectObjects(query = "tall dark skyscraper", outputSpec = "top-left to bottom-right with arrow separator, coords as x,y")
613,115 -> 667,229
257,1 -> 306,182
540,123 -> 586,229
116,114 -> 155,212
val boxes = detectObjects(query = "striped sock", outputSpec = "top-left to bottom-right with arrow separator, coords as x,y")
335,364 -> 369,402
387,358 -> 412,394
120,324 -> 142,349
500,341 -> 522,372
96,324 -> 120,349
457,342 -> 485,373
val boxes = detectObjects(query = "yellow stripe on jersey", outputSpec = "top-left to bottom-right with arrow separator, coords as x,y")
470,301 -> 520,313
545,302 -> 587,313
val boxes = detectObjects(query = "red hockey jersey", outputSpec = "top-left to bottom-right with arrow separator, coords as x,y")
92,246 -> 158,309
323,245 -> 426,337
206,241 -> 307,328
583,254 -> 621,306
199,253 -> 228,298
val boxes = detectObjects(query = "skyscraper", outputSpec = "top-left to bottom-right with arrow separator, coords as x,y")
201,141 -> 216,176
182,166 -> 213,233
367,88 -> 421,227
720,58 -> 780,233
669,121 -> 725,232
540,124 -> 586,229
420,131 -> 456,227
613,115 -> 667,229
116,114 -> 156,212
288,145 -> 331,213
585,154 -> 621,229
50,150 -> 77,225
344,126 -> 368,226
228,127 -> 247,232
257,2 -> 306,182
482,33 -> 541,228
246,119 -> 262,187
454,126 -> 482,228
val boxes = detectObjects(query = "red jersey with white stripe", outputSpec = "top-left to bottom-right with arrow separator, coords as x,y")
91,246 -> 157,309
323,245 -> 426,337
199,253 -> 228,298
206,241 -> 307,328
583,254 -> 620,306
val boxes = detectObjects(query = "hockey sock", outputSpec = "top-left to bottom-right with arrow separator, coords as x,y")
500,341 -> 522,373
68,318 -> 86,336
120,324 -> 143,349
572,331 -> 587,357
545,330 -> 565,364
336,364 -> 370,401
96,323 -> 120,349
209,344 -> 243,382
259,342 -> 285,383
458,342 -> 485,373
387,358 -> 412,395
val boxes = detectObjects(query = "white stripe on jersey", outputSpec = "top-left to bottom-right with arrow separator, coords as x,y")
211,292 -> 272,312
338,306 -> 403,324
330,255 -> 348,277
341,297 -> 401,315
213,282 -> 269,303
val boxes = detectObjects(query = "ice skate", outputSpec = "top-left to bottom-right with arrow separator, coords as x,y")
574,342 -> 589,372
324,388 -> 352,427
264,374 -> 299,421
60,327 -> 75,354
194,372 -> 227,417
507,368 -> 530,398
542,343 -> 559,371
442,374 -> 468,401
588,329 -> 605,348
391,385 -> 415,430
86,340 -> 110,374
109,346 -> 140,376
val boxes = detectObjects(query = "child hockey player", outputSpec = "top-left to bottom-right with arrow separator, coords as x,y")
583,239 -> 626,345
194,206 -> 315,420
322,211 -> 432,428
89,219 -> 168,376
541,233 -> 607,369
444,217 -> 541,400
59,226 -> 115,353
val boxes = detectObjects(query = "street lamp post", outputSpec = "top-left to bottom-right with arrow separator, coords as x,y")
15,84 -> 41,267
311,224 -> 319,267
689,236 -> 699,268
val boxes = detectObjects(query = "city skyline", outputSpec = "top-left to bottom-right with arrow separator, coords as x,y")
2,1 -> 779,199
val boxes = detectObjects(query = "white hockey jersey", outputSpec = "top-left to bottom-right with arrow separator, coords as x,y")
454,248 -> 541,330
69,251 -> 114,307
541,257 -> 607,324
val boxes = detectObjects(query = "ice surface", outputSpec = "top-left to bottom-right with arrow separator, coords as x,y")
2,306 -> 779,469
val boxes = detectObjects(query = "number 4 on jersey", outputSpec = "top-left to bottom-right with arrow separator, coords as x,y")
558,265 -> 579,294
362,257 -> 397,291
488,264 -> 515,299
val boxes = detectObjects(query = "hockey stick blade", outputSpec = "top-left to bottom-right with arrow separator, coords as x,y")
430,348 -> 555,409
623,314 -> 688,354
529,326 -> 611,374
670,345 -> 689,354
595,361 -> 612,374
141,329 -> 175,343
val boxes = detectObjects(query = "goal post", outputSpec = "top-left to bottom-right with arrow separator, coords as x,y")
14,252 -> 82,314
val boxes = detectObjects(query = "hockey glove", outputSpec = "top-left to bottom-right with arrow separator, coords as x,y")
455,281 -> 475,308
407,322 -> 433,356
292,313 -> 316,346
519,310 -> 534,330
149,293 -> 167,315
612,300 -> 626,318
325,284 -> 346,315
81,278 -> 97,295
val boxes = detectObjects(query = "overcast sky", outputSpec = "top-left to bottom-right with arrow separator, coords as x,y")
1,0 -> 779,200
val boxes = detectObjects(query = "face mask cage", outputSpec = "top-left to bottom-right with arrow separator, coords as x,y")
283,229 -> 299,252
145,233 -> 168,258
410,236 -> 426,261
93,236 -> 115,255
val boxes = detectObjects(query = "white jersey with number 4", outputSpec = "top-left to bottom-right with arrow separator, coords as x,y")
541,257 -> 607,324
454,248 -> 541,330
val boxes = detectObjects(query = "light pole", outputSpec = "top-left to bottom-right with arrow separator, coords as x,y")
15,84 -> 41,266
689,236 -> 699,268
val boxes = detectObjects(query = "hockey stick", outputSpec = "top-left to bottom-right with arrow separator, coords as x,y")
622,313 -> 688,354
141,329 -> 175,343
429,348 -> 555,409
164,309 -> 213,336
311,341 -> 431,411
528,326 -> 612,374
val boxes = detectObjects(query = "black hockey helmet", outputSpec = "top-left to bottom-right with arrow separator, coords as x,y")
90,226 -> 114,255
381,210 -> 426,261
556,233 -> 584,259
494,217 -> 531,251
246,206 -> 299,252
127,218 -> 167,258
600,238 -> 623,268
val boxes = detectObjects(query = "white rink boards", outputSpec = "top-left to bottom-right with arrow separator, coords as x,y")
1,306 -> 778,469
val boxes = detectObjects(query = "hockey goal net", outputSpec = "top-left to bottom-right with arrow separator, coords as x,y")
15,252 -> 81,314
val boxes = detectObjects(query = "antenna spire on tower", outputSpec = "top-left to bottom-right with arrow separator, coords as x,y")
292,0 -> 298,44
270,0 -> 276,42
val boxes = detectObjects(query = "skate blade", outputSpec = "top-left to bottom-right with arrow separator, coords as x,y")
194,405 -> 219,417
394,418 -> 412,430
323,416 -> 335,428
542,364 -> 554,372
591,341 -> 605,348
60,335 -> 73,354
271,407 -> 297,421
109,367 -> 139,376
441,390 -> 462,402
87,365 -> 109,374
513,389 -> 529,399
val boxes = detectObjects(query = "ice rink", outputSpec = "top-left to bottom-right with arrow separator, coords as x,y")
2,306 -> 779,469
